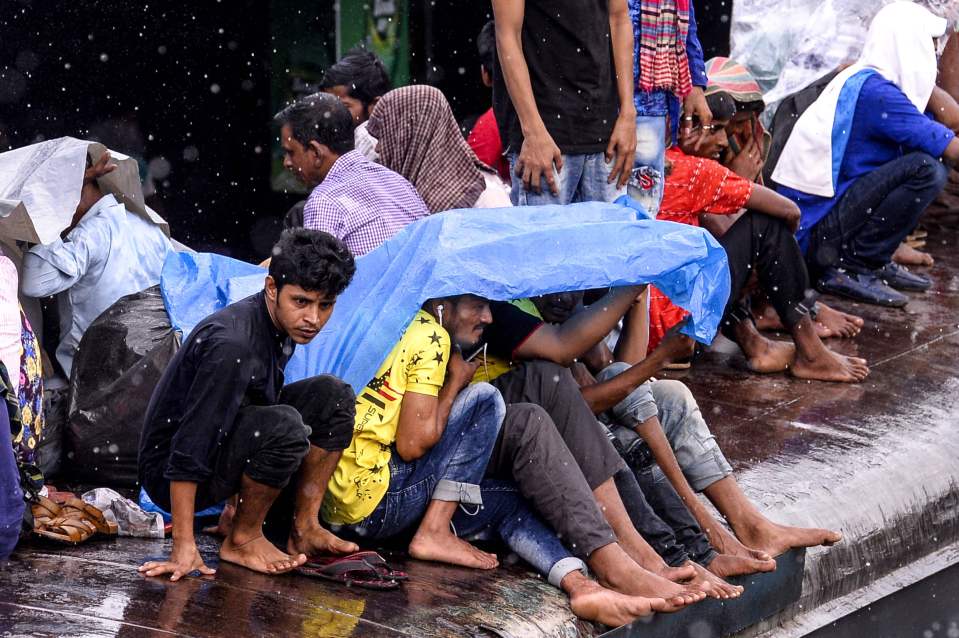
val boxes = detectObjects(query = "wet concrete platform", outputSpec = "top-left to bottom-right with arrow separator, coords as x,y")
2,230 -> 957,638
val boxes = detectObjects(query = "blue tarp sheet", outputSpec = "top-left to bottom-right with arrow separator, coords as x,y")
160,200 -> 729,392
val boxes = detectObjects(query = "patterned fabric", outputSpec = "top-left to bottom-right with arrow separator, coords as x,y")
323,310 -> 450,525
635,0 -> 693,96
369,85 -> 487,214
648,147 -> 754,351
303,150 -> 429,257
16,309 -> 42,466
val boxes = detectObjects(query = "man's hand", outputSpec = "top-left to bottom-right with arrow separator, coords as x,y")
516,130 -> 564,195
85,151 -> 118,183
681,87 -> 712,143
446,348 -> 482,391
606,110 -> 637,187
139,540 -> 216,582
727,136 -> 764,182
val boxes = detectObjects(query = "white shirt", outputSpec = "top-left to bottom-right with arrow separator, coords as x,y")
0,257 -> 21,395
21,194 -> 172,376
473,171 -> 513,208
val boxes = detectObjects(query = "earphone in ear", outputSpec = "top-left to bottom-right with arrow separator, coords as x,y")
437,304 -> 445,326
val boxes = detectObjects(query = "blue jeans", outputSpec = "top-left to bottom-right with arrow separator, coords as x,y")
807,152 -> 949,275
508,152 -> 625,206
627,115 -> 667,217
340,383 -> 585,587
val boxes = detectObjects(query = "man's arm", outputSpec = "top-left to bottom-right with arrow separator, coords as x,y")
681,2 -> 711,139
606,0 -> 637,188
514,285 -> 646,366
302,196 -> 346,239
942,137 -> 959,168
929,86 -> 959,133
21,224 -> 102,298
491,0 -> 563,195
612,288 -> 649,366
746,184 -> 801,232
138,481 -> 216,580
395,350 -> 479,462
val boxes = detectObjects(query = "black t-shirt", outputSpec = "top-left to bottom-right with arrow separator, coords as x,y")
492,0 -> 618,156
484,301 -> 544,360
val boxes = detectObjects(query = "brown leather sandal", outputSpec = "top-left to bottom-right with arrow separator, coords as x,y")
35,516 -> 97,544
60,498 -> 119,536
31,496 -> 62,527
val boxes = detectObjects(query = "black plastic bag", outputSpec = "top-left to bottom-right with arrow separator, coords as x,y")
66,286 -> 179,487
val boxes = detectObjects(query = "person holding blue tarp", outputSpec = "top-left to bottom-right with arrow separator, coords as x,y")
773,2 -> 959,308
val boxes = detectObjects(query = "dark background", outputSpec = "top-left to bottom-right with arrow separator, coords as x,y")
0,0 -> 729,261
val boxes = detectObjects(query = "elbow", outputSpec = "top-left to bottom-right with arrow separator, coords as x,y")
395,441 -> 429,463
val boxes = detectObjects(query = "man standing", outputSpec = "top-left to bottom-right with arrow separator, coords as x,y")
274,94 -> 428,257
138,229 -> 357,579
491,0 -> 637,204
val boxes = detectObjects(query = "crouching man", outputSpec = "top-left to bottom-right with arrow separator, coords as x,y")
137,229 -> 357,579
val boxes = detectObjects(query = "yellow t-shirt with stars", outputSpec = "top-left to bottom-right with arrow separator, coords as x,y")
323,310 -> 449,525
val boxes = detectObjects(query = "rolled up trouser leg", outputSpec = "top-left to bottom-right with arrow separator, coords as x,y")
486,402 -> 616,559
453,479 -> 588,589
651,379 -> 732,492
492,360 -> 627,489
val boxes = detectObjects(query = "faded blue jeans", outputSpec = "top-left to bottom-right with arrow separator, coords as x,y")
627,115 -> 667,217
508,152 -> 625,206
338,383 -> 586,587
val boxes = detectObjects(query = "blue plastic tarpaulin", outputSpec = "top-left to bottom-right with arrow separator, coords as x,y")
160,200 -> 729,392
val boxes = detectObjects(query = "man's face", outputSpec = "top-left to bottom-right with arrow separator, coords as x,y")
323,85 -> 369,125
680,119 -> 731,160
265,278 -> 337,344
443,295 -> 493,352
280,124 -> 324,187
531,291 -> 582,323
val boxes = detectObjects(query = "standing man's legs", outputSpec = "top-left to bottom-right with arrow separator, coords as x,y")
577,152 -> 628,203
628,115 -> 667,216
510,153 -> 585,205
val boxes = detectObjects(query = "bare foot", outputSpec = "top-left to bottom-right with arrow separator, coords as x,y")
733,519 -> 842,558
287,523 -> 358,557
409,530 -> 499,569
707,552 -> 776,578
893,242 -> 934,267
814,303 -> 863,339
790,348 -> 869,383
753,305 -> 784,332
600,563 -> 706,610
201,502 -> 236,537
707,525 -> 777,572
689,561 -> 743,600
220,535 -> 306,575
657,563 -> 696,583
568,579 -> 671,626
745,337 -> 795,373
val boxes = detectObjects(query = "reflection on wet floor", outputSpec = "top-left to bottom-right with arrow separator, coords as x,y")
1,231 -> 958,638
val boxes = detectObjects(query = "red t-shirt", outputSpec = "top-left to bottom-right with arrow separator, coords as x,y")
648,148 -> 754,352
468,108 -> 511,183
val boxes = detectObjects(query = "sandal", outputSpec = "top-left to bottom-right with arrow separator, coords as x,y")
35,515 -> 97,544
59,498 -> 119,536
307,551 -> 409,582
31,496 -> 62,527
299,554 -> 401,590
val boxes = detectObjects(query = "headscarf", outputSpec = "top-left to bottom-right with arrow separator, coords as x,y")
772,2 -> 947,197
367,85 -> 486,213
706,57 -> 771,173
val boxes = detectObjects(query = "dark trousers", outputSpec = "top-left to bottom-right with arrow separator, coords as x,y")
807,152 -> 949,275
718,211 -> 817,338
145,374 -> 355,512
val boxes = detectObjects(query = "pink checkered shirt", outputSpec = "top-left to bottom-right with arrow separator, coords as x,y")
303,151 -> 429,256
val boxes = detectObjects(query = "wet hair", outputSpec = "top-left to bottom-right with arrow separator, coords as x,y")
318,48 -> 392,108
477,21 -> 496,74
734,99 -> 765,114
269,228 -> 356,296
273,93 -> 355,155
704,91 -> 738,123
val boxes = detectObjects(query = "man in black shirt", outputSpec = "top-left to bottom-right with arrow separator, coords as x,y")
492,0 -> 637,205
138,229 -> 357,579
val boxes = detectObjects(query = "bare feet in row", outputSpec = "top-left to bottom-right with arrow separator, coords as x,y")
219,534 -> 306,574
813,303 -> 864,339
893,241 -> 934,267
707,552 -> 777,578
745,335 -> 795,373
409,529 -> 499,570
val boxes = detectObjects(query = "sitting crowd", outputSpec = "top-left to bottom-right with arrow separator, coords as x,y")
3,0 -> 958,629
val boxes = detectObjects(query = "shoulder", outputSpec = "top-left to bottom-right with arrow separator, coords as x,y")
401,310 -> 449,347
859,74 -> 914,109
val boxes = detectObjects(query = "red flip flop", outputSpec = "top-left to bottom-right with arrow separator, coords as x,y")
305,551 -> 409,581
298,555 -> 400,590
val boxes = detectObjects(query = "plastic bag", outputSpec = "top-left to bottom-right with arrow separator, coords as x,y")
161,199 -> 731,392
82,487 -> 164,538
66,286 -> 179,487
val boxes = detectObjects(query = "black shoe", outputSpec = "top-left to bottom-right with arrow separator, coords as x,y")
875,262 -> 931,291
817,268 -> 908,307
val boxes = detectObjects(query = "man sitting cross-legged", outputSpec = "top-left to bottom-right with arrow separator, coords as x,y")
523,290 -> 843,564
138,229 -> 358,579
321,294 -> 677,626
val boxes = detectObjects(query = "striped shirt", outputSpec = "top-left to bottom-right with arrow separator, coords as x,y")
303,150 -> 429,257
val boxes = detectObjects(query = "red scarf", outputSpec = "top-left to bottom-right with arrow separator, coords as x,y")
637,0 -> 693,97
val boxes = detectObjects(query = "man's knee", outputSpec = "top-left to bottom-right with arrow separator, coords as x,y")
912,152 -> 949,190
524,359 -> 578,390
502,402 -> 557,450
451,382 -> 506,439
650,379 -> 698,430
